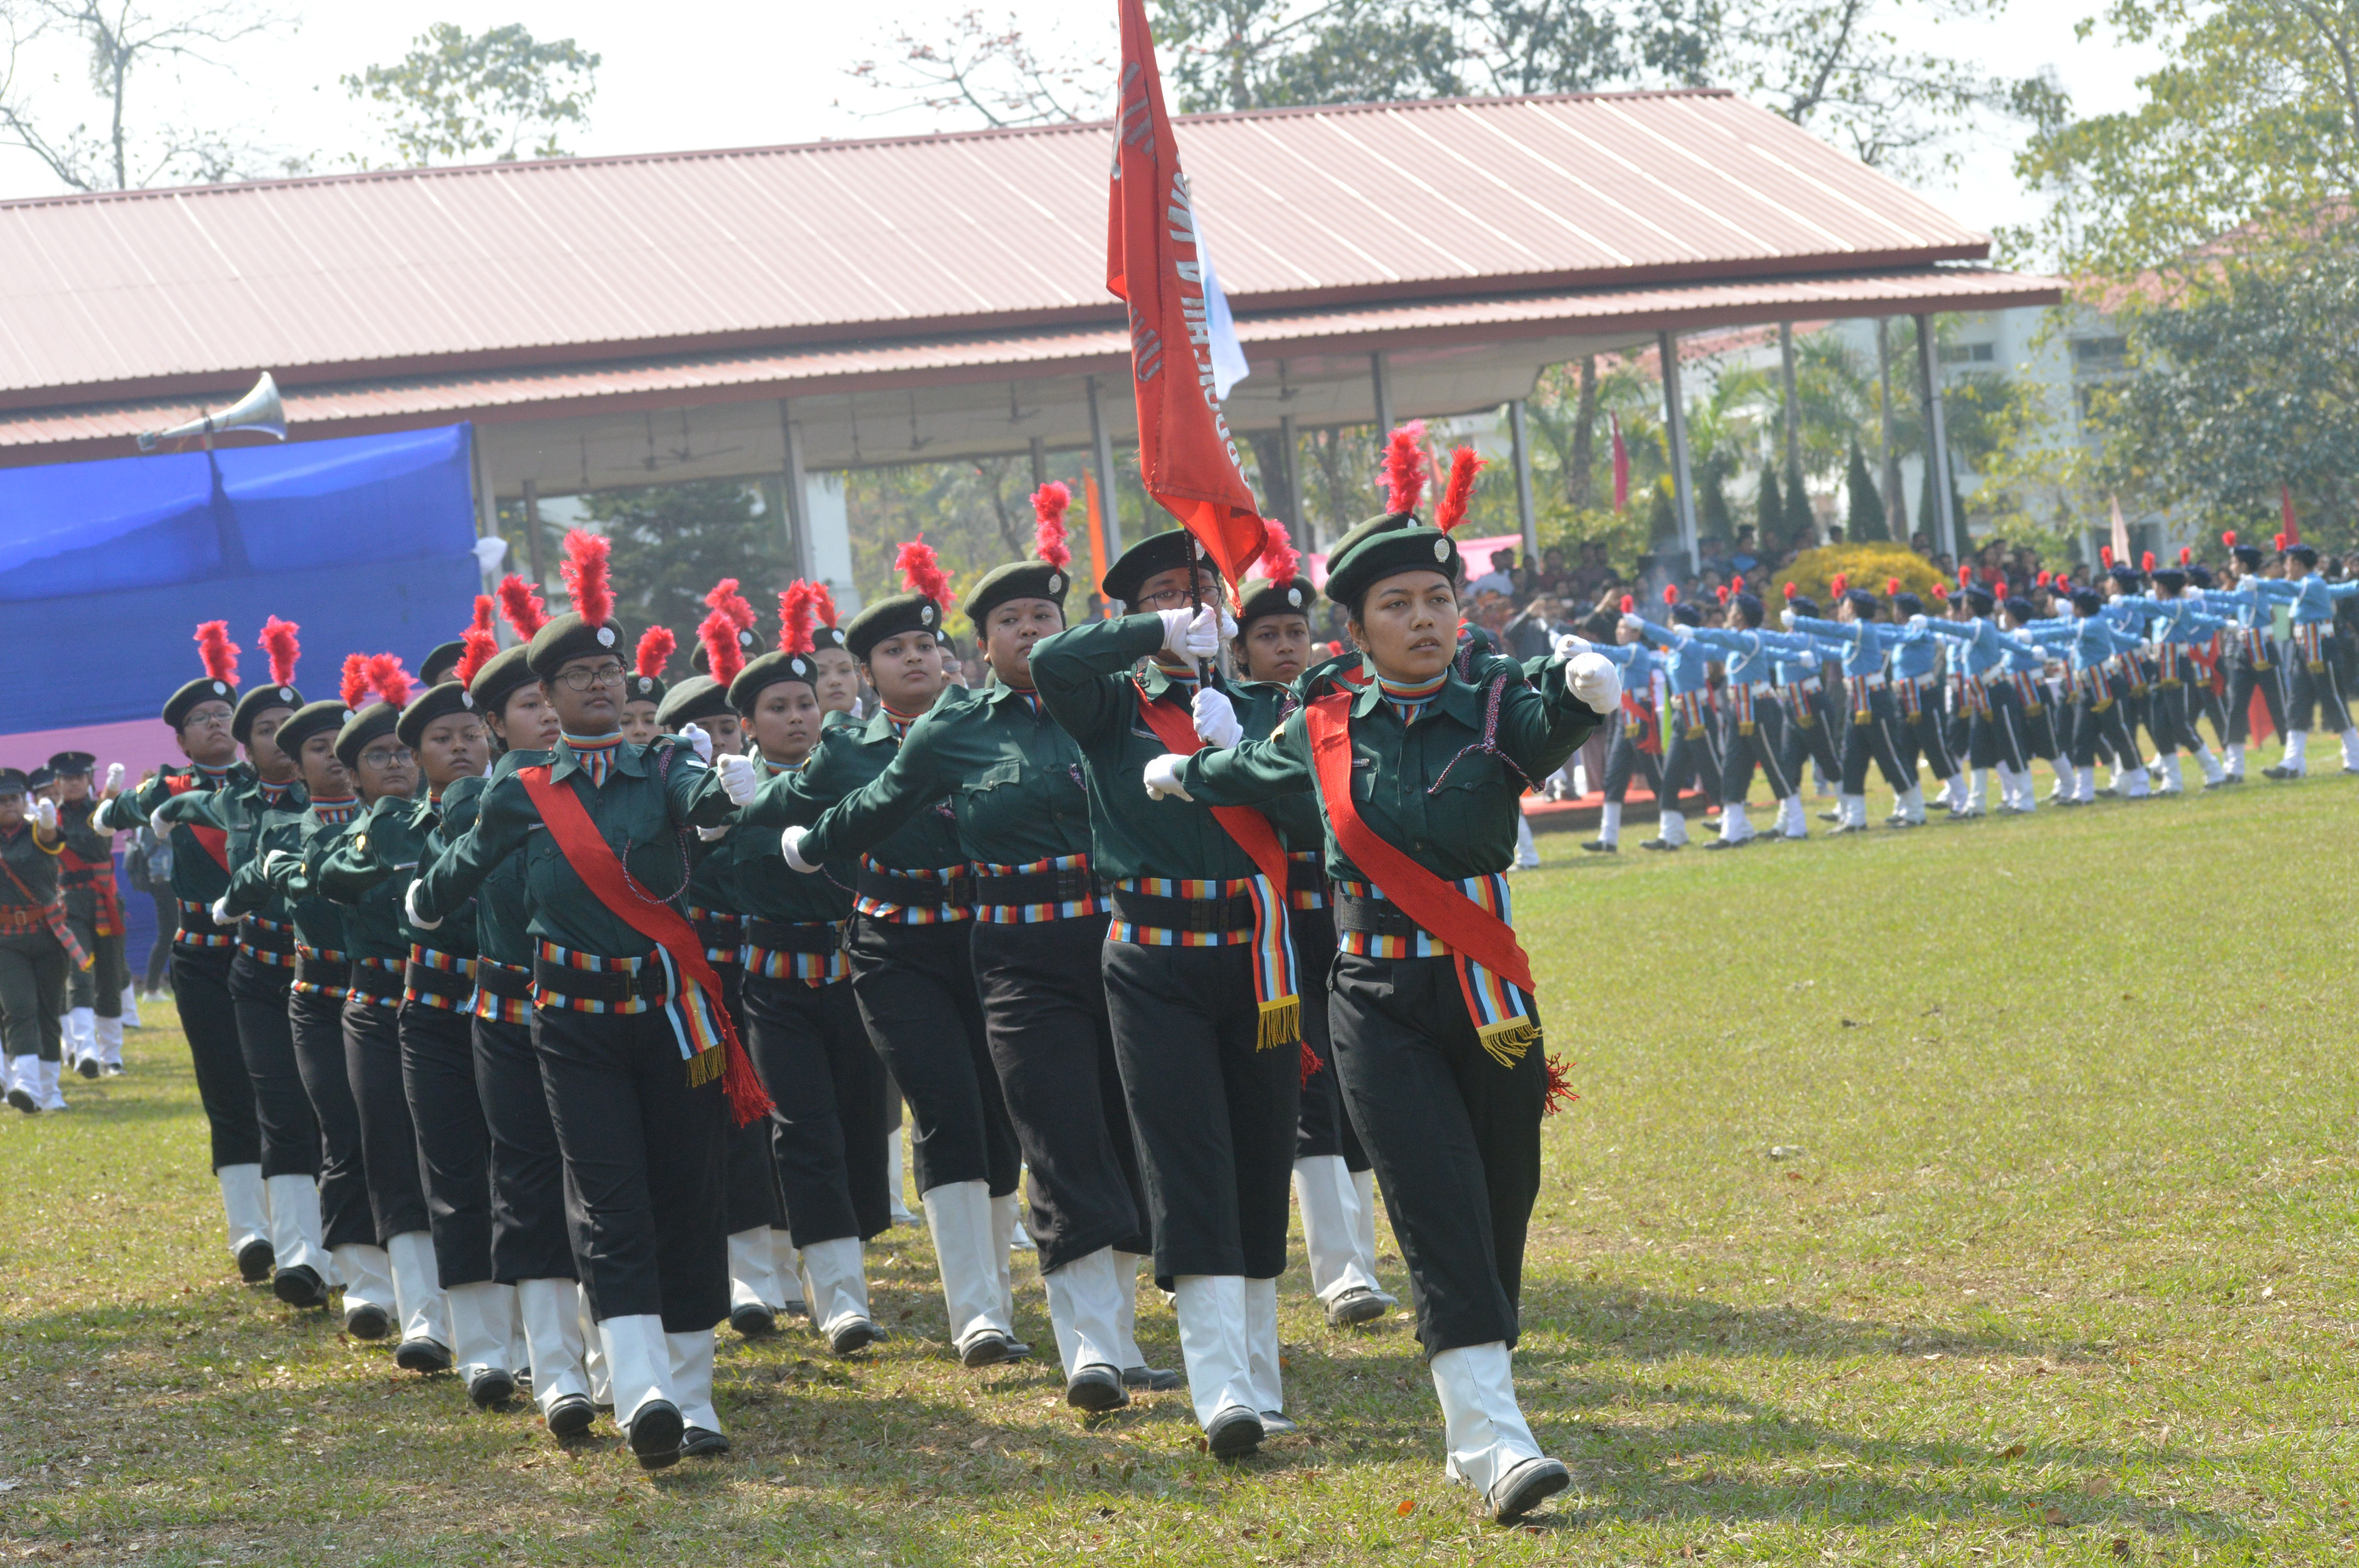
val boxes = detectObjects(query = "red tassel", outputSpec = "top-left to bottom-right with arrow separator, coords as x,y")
365,653 -> 413,711
896,537 -> 952,606
560,530 -> 613,627
634,627 -> 675,682
721,1031 -> 774,1128
1299,1039 -> 1321,1088
195,621 -> 241,686
259,616 -> 301,687
1542,1053 -> 1577,1116
1381,422 -> 1427,515
1434,446 -> 1483,532
496,575 -> 548,639
778,581 -> 817,656
340,653 -> 371,710
1031,482 -> 1073,570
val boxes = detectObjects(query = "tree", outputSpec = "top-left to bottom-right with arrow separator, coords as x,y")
1755,459 -> 1782,543
845,7 -> 1110,127
0,0 -> 281,191
1783,457 -> 1817,545
345,22 -> 599,166
1696,459 -> 1733,539
1846,440 -> 1887,541
575,482 -> 794,643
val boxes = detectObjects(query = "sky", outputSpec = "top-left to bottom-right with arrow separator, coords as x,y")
0,0 -> 2162,249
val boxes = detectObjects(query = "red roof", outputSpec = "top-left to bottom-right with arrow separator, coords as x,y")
0,89 -> 2004,413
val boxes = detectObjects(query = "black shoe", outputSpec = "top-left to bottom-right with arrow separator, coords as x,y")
2263,764 -> 2299,780
828,1316 -> 883,1356
1488,1455 -> 1571,1523
5,1087 -> 33,1114
1577,838 -> 1618,854
1816,810 -> 1843,822
236,1236 -> 277,1284
681,1425 -> 731,1459
1324,1285 -> 1388,1328
272,1264 -> 330,1309
104,1063 -> 126,1076
467,1366 -> 518,1409
1066,1363 -> 1129,1413
729,1302 -> 776,1340
1122,1365 -> 1183,1391
76,1057 -> 100,1080
545,1393 -> 596,1439
1701,836 -> 1743,851
959,1329 -> 1028,1368
1637,838 -> 1678,852
395,1338 -> 453,1374
777,1298 -> 810,1321
1206,1406 -> 1264,1460
628,1400 -> 684,1471
1259,1410 -> 1299,1436
343,1300 -> 392,1341
2221,772 -> 2244,784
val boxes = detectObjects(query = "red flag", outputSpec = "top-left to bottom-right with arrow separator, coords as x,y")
2281,482 -> 2301,545
1610,414 -> 1630,513
1108,0 -> 1265,586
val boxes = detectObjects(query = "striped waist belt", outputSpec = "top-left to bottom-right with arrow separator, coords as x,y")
1286,851 -> 1325,912
744,917 -> 846,984
533,944 -> 670,1013
292,946 -> 351,998
0,903 -> 61,937
239,915 -> 296,964
744,917 -> 843,955
2239,628 -> 2274,667
853,861 -> 972,924
686,906 -> 744,967
472,958 -> 532,1025
404,944 -> 478,1010
969,855 -> 1102,923
1109,884 -> 1256,936
177,897 -> 236,949
348,954 -> 405,1009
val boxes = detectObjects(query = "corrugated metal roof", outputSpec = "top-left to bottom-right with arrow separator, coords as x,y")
0,89 -> 1997,407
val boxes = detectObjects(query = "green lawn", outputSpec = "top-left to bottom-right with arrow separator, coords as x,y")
3,766 -> 2353,1566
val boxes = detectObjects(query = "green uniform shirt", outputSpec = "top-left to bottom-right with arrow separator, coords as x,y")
800,683 -> 1094,867
438,762 -> 531,967
711,755 -> 854,927
413,735 -> 732,959
98,765 -> 247,907
738,695 -> 965,872
224,805 -> 356,956
53,799 -> 114,925
164,774 -> 310,927
316,793 -> 465,961
1229,680 -> 1322,855
0,821 -> 64,909
1029,614 -> 1275,882
1180,661 -> 1602,883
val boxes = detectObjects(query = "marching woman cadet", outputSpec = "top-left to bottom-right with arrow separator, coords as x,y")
95,624 -> 272,1277
2115,566 -> 2230,792
1674,583 -> 1815,846
2022,591 -> 2152,804
411,532 -> 769,1471
216,673 -> 400,1341
1571,607 -> 1665,854
1623,591 -> 1717,850
1920,576 -> 2047,816
1229,522 -> 1393,1329
1030,520 -> 1310,1460
0,771 -> 75,1115
783,493 -> 1169,1410
317,651 -> 526,1409
1146,506 -> 1620,1523
47,753 -> 127,1079
722,585 -> 891,1358
740,541 -> 1028,1372
2246,542 -> 2359,777
1771,591 -> 1845,829
1996,593 -> 2069,807
2202,534 -> 2289,780
1883,587 -> 1959,822
1783,581 -> 1916,833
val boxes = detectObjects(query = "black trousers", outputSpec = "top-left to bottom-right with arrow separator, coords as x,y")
2067,690 -> 2141,770
2287,637 -> 2353,732
1891,679 -> 1956,782
230,952 -> 319,1180
0,931 -> 67,1062
474,1015 -> 575,1283
716,970 -> 783,1237
2005,687 -> 2060,763
1291,907 -> 1368,1171
844,915 -> 1019,1198
970,916 -> 1150,1273
1597,724 -> 1663,805
1717,696 -> 1795,803
172,943 -> 260,1170
64,921 -> 127,1015
143,891 -> 176,992
533,1005 -> 728,1331
2145,680 -> 2200,756
1838,690 -> 1911,795
2226,656 -> 2290,745
1965,685 -> 2031,774
1777,686 -> 1841,789
742,972 -> 890,1249
342,996 -> 431,1242
400,1000 -> 494,1289
1329,951 -> 1543,1357
1657,712 -> 1721,808
2193,681 -> 2231,746
289,988 -> 374,1251
1101,940 -> 1298,1288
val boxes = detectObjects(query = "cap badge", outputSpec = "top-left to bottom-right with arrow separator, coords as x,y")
212,681 -> 229,695
1286,587 -> 1302,607
1049,572 -> 1064,593
920,605 -> 936,625
596,626 -> 616,647
460,693 -> 475,709
280,686 -> 294,702
1433,539 -> 1449,562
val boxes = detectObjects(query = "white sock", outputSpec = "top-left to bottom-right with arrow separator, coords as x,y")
2227,742 -> 2245,774
264,1172 -> 327,1278
217,1163 -> 268,1257
2285,731 -> 2308,769
1171,1275 -> 1255,1432
333,1243 -> 395,1316
800,1235 -> 872,1338
1597,801 -> 1621,845
385,1230 -> 450,1347
597,1313 -> 674,1430
2342,729 -> 2359,769
517,1277 -> 590,1411
448,1279 -> 514,1379
921,1180 -> 1012,1349
1901,785 -> 1926,823
727,1226 -> 778,1314
667,1329 -> 721,1433
770,1227 -> 804,1313
1658,809 -> 1686,846
1431,1342 -> 1545,1497
1244,1276 -> 1283,1415
1720,801 -> 1750,840
2125,765 -> 2152,798
2194,743 -> 2225,783
1042,1250 -> 1127,1379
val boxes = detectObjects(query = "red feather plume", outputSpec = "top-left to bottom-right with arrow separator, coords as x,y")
259,616 -> 301,687
896,537 -> 952,606
704,577 -> 756,632
2221,530 -> 2238,549
1619,594 -> 1634,614
1434,446 -> 1483,532
1885,577 -> 1902,597
456,604 -> 500,687
1781,581 -> 1796,600
2036,569 -> 2052,586
1030,481 -> 1072,570
1932,583 -> 1949,600
698,609 -> 746,688
1959,564 -> 1974,587
634,626 -> 675,682
1714,585 -> 1729,604
339,653 -> 370,710
2273,532 -> 2288,551
195,621 -> 240,686
1662,584 -> 1678,605
2179,546 -> 2192,566
2141,550 -> 2156,572
1830,573 -> 1849,595
2099,545 -> 2115,569
496,575 -> 548,639
1259,521 -> 1301,591
778,582 -> 817,657
811,583 -> 840,629
1731,574 -> 1745,594
365,653 -> 413,711
560,530 -> 613,627
1381,422 -> 1427,515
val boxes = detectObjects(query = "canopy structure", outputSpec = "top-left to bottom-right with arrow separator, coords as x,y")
0,87 -> 2060,568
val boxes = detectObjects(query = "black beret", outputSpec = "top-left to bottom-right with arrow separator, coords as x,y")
2070,588 -> 2105,615
45,752 -> 96,776
1730,592 -> 1766,626
163,676 -> 239,731
418,639 -> 466,688
1890,592 -> 1923,619
1100,529 -> 1224,609
729,651 -> 820,714
333,701 -> 403,769
395,681 -> 484,750
231,681 -> 305,745
0,768 -> 26,798
2287,543 -> 2319,568
965,560 -> 1071,627
655,674 -> 734,729
1786,594 -> 1820,619
843,592 -> 944,661
1320,512 -> 1459,612
274,697 -> 358,761
1959,582 -> 1996,612
2187,564 -> 2215,589
812,622 -> 848,653
525,612 -> 629,682
2106,564 -> 2142,590
2149,568 -> 2188,593
1842,589 -> 1880,618
2231,544 -> 2266,568
467,645 -> 541,722
622,671 -> 668,706
1235,576 -> 1314,628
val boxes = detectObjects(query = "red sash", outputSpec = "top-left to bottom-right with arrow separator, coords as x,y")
516,765 -> 771,1127
1305,691 -> 1535,1001
0,846 -> 89,970
164,776 -> 230,871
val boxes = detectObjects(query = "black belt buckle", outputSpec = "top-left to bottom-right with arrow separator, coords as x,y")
404,958 -> 476,1001
745,918 -> 843,957
1110,887 -> 1254,934
975,866 -> 1096,907
475,961 -> 532,1002
1332,891 -> 1422,941
294,952 -> 351,991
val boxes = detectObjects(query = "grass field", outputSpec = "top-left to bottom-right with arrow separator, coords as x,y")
3,768 -> 2354,1566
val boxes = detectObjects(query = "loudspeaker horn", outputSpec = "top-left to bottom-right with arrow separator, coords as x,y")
138,372 -> 287,452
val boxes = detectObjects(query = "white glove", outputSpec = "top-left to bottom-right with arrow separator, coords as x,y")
1191,687 -> 1242,748
1671,623 -> 1693,641
404,880 -> 441,931
1552,633 -> 1590,661
1566,651 -> 1622,715
716,752 -> 759,805
679,722 -> 714,764
1797,649 -> 1820,672
149,804 -> 174,838
32,798 -> 56,833
209,896 -> 234,928
1143,754 -> 1193,801
1156,606 -> 1222,662
1908,613 -> 1928,631
695,824 -> 731,843
103,763 -> 124,798
1780,608 -> 1796,629
1619,614 -> 1643,636
781,825 -> 818,874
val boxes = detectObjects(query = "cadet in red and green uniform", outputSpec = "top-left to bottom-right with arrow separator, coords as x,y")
1029,528 -> 1300,1460
1151,508 -> 1619,1524
739,543 -> 1027,1373
1223,537 -> 1395,1331
318,671 -> 523,1409
785,500 -> 1168,1411
410,533 -> 757,1472
46,753 -> 127,1078
0,771 -> 73,1115
720,592 -> 891,1359
93,623 -> 270,1279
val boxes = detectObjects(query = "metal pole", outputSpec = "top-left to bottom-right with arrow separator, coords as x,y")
1778,322 -> 1801,477
1276,412 -> 1299,525
521,479 -> 545,590
1029,435 -> 1047,490
1875,318 -> 1903,540
1657,331 -> 1698,573
1509,399 -> 1540,579
1087,374 -> 1125,559
1914,313 -> 1958,560
779,398 -> 814,581
1370,351 -> 1394,436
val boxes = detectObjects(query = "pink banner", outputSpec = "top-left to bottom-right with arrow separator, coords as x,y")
3,718 -> 186,784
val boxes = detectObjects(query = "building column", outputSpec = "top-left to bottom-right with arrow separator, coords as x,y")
1086,374 -> 1125,560
1370,352 -> 1394,437
520,479 -> 546,602
779,398 -> 814,581
1508,399 -> 1540,581
1657,331 -> 1699,574
1029,435 -> 1048,491
1914,313 -> 1959,560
